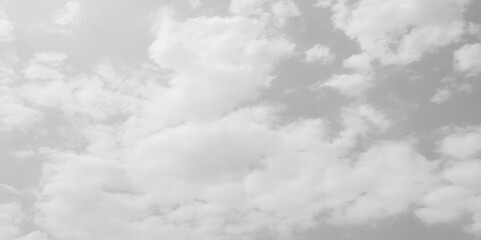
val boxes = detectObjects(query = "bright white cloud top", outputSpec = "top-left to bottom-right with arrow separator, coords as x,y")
0,1 -> 480,240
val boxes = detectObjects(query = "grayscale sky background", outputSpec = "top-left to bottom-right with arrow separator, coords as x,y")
1,0 -> 481,240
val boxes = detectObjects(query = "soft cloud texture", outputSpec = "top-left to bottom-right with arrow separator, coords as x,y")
0,12 -> 14,42
315,74 -> 374,97
0,0 -> 480,240
52,1 -> 83,26
331,0 -> 470,65
304,44 -> 336,64
454,43 -> 481,77
230,0 -> 300,27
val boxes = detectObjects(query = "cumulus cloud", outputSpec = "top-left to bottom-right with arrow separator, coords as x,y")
454,43 -> 481,77
0,95 -> 43,131
314,0 -> 334,8
190,0 -> 202,9
23,52 -> 67,81
438,127 -> 481,160
2,1 -> 481,239
127,9 -> 295,141
52,1 -> 83,26
342,53 -> 372,72
0,203 -> 24,240
230,0 -> 300,27
331,0 -> 471,65
304,44 -> 336,64
314,73 -> 374,97
416,127 -> 481,235
34,97 -> 409,240
430,88 -> 452,104
0,12 -> 14,42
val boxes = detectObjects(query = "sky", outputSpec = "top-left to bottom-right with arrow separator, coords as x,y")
0,0 -> 481,240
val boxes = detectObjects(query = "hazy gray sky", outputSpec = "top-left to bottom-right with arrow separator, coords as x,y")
1,0 -> 481,240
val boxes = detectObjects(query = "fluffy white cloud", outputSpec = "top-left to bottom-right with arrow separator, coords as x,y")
326,141 -> 439,224
189,0 -> 202,9
20,55 -> 144,122
36,101 -> 424,240
0,203 -> 24,240
439,127 -> 481,160
331,0 -> 470,65
315,73 -> 374,97
417,185 -> 475,224
127,9 -> 295,141
304,44 -> 336,64
3,1 -> 480,239
430,88 -> 451,104
342,53 -> 372,72
23,53 -> 67,81
0,94 -> 43,131
16,232 -> 49,240
230,0 -> 300,27
417,127 -> 481,235
454,43 -> 481,77
0,13 -> 14,42
314,0 -> 334,8
52,1 -> 83,26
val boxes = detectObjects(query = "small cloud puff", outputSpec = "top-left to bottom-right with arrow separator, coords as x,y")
304,44 -> 336,65
52,1 -> 83,26
0,13 -> 15,42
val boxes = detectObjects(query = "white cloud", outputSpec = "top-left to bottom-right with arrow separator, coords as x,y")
22,52 -> 68,81
0,95 -> 43,131
0,184 -> 22,196
190,0 -> 202,9
331,0 -> 470,65
342,53 -> 372,72
16,232 -> 49,240
314,0 -> 334,8
230,0 -> 300,27
468,23 -> 481,38
271,0 -> 301,26
443,161 -> 481,189
35,101 -> 417,240
415,126 -> 481,234
52,1 -> 83,26
0,203 -> 24,240
315,74 -> 374,97
439,127 -> 481,160
0,13 -> 14,42
129,9 -> 295,141
454,43 -> 481,77
304,44 -> 336,64
327,141 -> 439,224
2,1 -> 479,239
430,88 -> 451,104
417,185 -> 474,224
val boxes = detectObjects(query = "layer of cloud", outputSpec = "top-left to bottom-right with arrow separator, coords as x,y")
0,1 -> 480,240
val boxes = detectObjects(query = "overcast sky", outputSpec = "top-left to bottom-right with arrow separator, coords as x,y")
1,0 -> 481,240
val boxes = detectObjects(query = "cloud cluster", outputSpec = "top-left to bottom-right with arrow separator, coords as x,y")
230,0 -> 300,27
331,0 -> 471,66
417,127 -> 481,234
454,43 -> 481,77
0,1 -> 480,240
0,12 -> 14,42
304,44 -> 336,65
51,1 -> 83,26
